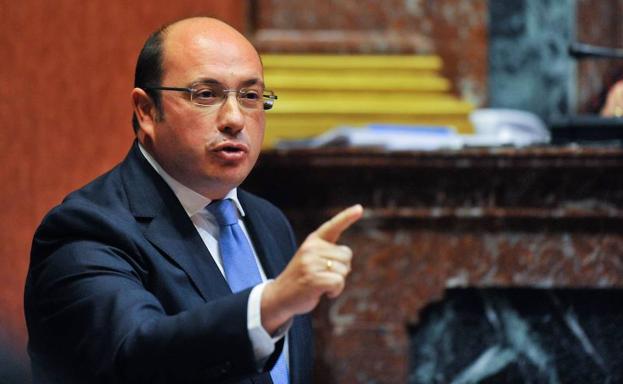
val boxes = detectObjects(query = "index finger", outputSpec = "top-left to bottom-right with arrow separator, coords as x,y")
312,204 -> 364,243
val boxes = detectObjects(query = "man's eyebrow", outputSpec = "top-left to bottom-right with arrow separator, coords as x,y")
191,78 -> 221,86
191,77 -> 265,88
240,78 -> 265,88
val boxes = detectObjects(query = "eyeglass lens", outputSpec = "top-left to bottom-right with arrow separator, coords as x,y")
190,85 -> 264,109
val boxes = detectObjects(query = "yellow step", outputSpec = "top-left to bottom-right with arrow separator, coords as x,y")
264,68 -> 441,78
259,54 -> 474,147
261,54 -> 443,70
271,99 -> 473,114
274,90 -> 457,101
266,74 -> 450,91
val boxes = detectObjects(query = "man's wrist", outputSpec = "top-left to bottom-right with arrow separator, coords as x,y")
260,279 -> 294,335
248,282 -> 275,365
248,281 -> 292,368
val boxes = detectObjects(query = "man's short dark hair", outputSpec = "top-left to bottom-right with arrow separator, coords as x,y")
132,25 -> 168,133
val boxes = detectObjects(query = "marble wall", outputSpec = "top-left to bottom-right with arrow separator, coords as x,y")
409,288 -> 623,383
253,0 -> 623,118
488,0 -> 623,118
244,147 -> 623,383
576,0 -> 623,113
250,0 -> 488,107
488,0 -> 576,120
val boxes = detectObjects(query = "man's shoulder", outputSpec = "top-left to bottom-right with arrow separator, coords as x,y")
35,165 -> 132,242
65,163 -> 127,207
33,146 -> 150,245
39,143 -> 160,227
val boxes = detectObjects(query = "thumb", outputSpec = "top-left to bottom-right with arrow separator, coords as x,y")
312,204 -> 363,243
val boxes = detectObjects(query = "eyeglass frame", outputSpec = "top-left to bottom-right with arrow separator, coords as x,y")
143,82 -> 278,111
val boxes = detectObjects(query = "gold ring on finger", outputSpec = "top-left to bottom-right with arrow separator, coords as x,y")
326,259 -> 333,271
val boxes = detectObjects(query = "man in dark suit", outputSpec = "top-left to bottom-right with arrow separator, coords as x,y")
24,17 -> 362,384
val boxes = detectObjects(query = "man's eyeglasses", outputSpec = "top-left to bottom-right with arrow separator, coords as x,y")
144,82 -> 278,110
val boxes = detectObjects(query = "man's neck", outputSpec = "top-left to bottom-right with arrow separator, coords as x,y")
137,142 -> 244,217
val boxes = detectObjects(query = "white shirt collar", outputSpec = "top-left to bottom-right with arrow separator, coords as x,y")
138,143 -> 246,218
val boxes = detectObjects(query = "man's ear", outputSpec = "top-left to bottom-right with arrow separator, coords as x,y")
131,88 -> 158,140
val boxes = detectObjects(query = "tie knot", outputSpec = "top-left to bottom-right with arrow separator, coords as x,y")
207,199 -> 239,226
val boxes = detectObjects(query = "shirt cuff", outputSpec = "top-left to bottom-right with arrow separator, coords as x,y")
248,280 -> 293,368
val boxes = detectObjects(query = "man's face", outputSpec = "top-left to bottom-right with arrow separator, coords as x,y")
144,20 -> 266,199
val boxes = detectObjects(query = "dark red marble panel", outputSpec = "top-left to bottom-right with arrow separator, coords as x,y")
576,0 -> 623,113
243,147 -> 623,383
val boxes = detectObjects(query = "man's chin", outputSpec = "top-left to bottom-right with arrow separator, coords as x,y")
206,169 -> 252,193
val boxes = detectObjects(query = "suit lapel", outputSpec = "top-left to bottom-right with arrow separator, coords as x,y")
145,207 -> 232,300
121,142 -> 231,301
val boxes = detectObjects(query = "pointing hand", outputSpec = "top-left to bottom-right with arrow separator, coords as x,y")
262,205 -> 364,333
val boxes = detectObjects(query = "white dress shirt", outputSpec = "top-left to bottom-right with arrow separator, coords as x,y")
138,143 -> 289,369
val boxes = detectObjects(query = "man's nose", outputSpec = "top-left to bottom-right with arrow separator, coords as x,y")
217,93 -> 245,135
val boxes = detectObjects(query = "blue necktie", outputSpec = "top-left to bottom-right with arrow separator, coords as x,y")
207,199 -> 289,384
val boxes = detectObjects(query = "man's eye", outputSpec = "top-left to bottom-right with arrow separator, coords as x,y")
241,90 -> 260,100
194,88 -> 217,99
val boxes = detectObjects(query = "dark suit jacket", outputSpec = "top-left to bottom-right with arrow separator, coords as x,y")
24,142 -> 313,384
